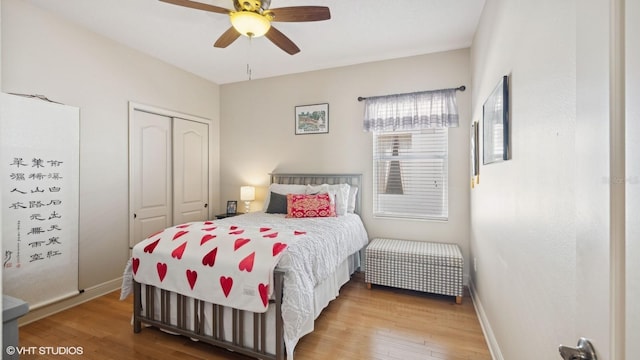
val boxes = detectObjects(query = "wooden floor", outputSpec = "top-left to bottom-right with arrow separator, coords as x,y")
19,273 -> 491,360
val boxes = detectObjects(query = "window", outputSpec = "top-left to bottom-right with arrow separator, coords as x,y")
361,87 -> 459,221
373,128 -> 448,220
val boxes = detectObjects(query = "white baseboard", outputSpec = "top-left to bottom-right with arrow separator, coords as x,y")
469,279 -> 504,360
18,277 -> 123,326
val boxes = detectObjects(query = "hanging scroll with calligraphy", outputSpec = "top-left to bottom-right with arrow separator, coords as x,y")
1,93 -> 80,309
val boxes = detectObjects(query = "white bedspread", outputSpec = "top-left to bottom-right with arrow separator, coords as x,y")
122,212 -> 369,359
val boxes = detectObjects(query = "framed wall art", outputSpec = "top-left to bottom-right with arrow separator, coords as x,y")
483,75 -> 510,164
471,120 -> 480,188
295,103 -> 329,135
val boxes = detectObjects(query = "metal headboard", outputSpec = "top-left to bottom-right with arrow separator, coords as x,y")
269,173 -> 363,215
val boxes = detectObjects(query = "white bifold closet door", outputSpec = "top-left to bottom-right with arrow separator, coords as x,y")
130,109 -> 209,248
172,118 -> 209,224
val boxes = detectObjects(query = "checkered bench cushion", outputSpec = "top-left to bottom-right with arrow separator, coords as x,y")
365,238 -> 463,300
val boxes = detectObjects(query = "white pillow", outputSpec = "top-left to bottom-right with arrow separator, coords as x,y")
347,185 -> 358,213
306,183 -> 350,216
304,184 -> 337,212
262,184 -> 307,212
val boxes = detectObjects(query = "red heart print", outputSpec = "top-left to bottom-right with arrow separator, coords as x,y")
294,231 -> 306,235
132,258 -> 140,274
171,242 -> 187,260
234,238 -> 250,250
202,247 -> 218,267
272,243 -> 287,257
173,230 -> 189,241
238,252 -> 255,272
204,221 -> 214,225
186,269 -> 198,290
263,232 -> 278,238
258,283 -> 269,307
220,276 -> 233,297
200,234 -> 216,245
176,224 -> 190,229
202,226 -> 217,231
229,229 -> 245,235
260,227 -> 271,232
144,238 -> 160,253
157,262 -> 167,282
230,225 -> 238,230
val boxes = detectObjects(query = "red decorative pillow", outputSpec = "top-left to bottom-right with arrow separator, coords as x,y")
286,193 -> 336,218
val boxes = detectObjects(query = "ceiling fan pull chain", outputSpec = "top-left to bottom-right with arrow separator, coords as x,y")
246,36 -> 253,80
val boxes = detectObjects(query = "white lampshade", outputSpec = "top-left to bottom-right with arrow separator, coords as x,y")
240,186 -> 256,201
230,11 -> 271,38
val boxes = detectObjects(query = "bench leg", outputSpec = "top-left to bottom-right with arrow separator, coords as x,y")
455,296 -> 462,304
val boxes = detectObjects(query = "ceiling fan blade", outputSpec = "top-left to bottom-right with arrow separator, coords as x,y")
159,0 -> 230,15
265,26 -> 300,55
269,6 -> 331,22
214,27 -> 242,48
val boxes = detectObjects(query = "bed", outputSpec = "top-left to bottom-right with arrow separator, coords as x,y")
122,173 -> 368,360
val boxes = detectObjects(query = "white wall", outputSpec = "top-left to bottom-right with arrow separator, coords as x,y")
219,49 -> 472,280
469,0 -> 577,359
0,0 -> 3,308
1,0 -> 220,304
626,0 -> 639,355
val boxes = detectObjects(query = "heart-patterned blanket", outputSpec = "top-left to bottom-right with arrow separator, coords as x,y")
131,220 -> 304,312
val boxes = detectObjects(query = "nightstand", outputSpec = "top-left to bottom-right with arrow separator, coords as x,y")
215,213 -> 239,219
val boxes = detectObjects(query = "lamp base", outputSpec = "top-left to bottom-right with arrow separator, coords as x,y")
243,201 -> 251,213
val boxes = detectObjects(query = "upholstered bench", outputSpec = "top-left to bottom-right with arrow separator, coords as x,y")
365,238 -> 464,304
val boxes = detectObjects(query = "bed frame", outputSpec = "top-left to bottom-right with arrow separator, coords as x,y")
132,173 -> 363,360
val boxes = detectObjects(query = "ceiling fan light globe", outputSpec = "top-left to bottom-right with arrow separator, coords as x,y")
230,11 -> 271,38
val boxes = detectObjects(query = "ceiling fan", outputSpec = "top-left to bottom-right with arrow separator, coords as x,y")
159,0 -> 331,55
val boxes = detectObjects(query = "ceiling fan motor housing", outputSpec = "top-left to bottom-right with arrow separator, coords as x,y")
234,0 -> 270,12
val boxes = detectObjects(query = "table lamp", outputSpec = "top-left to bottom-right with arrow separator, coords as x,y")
240,186 -> 255,213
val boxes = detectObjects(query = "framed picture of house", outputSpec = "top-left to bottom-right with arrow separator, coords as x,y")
482,75 -> 510,164
295,103 -> 329,135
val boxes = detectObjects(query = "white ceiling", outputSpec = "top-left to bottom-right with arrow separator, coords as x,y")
25,0 -> 486,85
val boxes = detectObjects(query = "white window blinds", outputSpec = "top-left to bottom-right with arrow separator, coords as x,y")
373,129 -> 448,220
